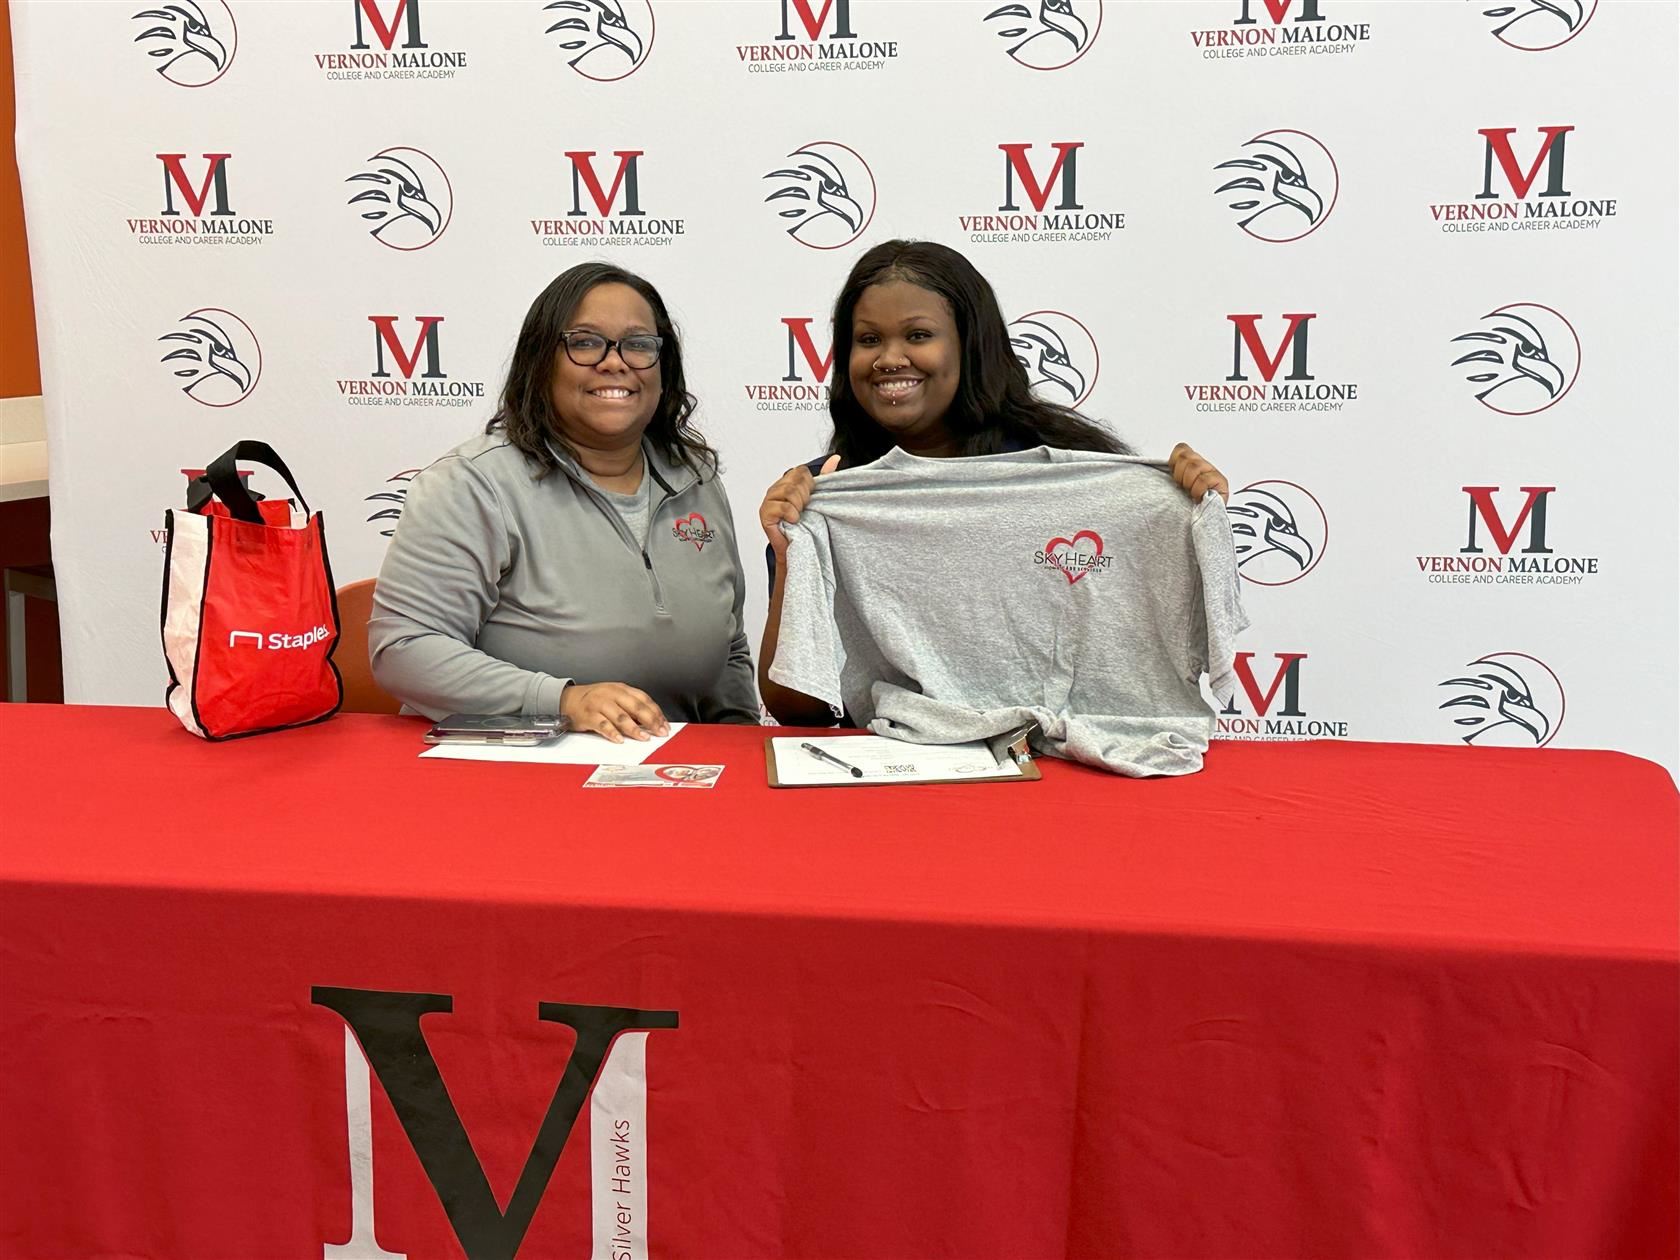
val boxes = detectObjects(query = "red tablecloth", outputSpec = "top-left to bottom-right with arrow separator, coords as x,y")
1,705 -> 1675,1259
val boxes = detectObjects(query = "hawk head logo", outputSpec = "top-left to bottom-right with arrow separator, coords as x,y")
762,142 -> 876,250
157,308 -> 260,406
984,0 -> 1101,70
543,0 -> 653,79
1227,481 -> 1327,586
345,148 -> 453,251
1214,130 -> 1339,243
131,1 -> 235,87
365,470 -> 420,538
1006,310 -> 1099,408
1482,0 -> 1597,50
1437,653 -> 1564,747
1450,303 -> 1579,415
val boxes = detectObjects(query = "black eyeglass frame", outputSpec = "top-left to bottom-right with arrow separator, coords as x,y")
559,331 -> 664,369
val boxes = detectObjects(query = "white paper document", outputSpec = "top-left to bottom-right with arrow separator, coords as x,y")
769,735 -> 1025,786
420,724 -> 686,767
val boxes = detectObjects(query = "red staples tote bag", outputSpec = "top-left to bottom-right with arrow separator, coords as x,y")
161,441 -> 343,739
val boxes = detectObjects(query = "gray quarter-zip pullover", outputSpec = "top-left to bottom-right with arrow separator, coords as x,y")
370,430 -> 758,723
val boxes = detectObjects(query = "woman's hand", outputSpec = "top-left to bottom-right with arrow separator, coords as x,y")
560,682 -> 669,743
759,454 -> 841,557
1169,443 -> 1229,503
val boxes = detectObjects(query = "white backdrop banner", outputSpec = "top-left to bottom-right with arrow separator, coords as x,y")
12,0 -> 1678,774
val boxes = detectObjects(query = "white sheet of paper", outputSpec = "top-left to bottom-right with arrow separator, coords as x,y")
420,723 -> 686,766
770,735 -> 1024,786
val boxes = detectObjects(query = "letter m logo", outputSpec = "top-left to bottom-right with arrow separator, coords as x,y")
998,143 -> 1083,213
1227,313 -> 1315,383
782,317 -> 834,383
1221,651 -> 1308,718
352,0 -> 427,51
158,153 -> 233,217
1461,485 -> 1555,555
369,315 -> 446,379
1234,0 -> 1325,23
777,0 -> 855,41
565,151 -> 645,217
1476,126 -> 1573,200
314,987 -> 677,1260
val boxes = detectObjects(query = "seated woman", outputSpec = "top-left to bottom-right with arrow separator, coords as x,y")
757,239 -> 1229,726
370,262 -> 758,741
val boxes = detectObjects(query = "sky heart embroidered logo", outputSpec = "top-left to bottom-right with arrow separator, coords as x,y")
672,512 -> 716,552
1035,529 -> 1111,583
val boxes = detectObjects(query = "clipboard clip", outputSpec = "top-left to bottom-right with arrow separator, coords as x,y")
986,722 -> 1039,767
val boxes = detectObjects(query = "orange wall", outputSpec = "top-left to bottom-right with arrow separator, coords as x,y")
1,0 -> 42,399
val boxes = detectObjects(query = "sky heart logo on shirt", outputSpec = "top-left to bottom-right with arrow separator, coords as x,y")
672,512 -> 716,552
1035,529 -> 1111,583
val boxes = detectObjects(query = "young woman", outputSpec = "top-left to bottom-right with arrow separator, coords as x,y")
370,262 -> 758,740
757,239 -> 1229,725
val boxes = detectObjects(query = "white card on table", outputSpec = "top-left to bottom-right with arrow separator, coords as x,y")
583,764 -> 724,788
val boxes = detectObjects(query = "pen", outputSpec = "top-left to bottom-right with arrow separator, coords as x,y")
801,741 -> 864,778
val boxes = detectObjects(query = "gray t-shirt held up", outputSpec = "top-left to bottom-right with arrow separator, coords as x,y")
768,447 -> 1249,776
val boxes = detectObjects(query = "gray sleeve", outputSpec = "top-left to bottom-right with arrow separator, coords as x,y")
696,490 -> 761,725
1191,491 -> 1250,704
765,516 -> 845,710
368,456 -> 568,721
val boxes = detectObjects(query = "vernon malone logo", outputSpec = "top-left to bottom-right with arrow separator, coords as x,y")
1479,0 -> 1597,51
127,152 -> 275,245
157,309 -> 260,406
337,316 -> 486,410
1228,480 -> 1327,585
532,149 -> 686,248
984,0 -> 1101,71
315,0 -> 469,81
1415,484 -> 1599,586
1008,310 -> 1099,408
1184,312 -> 1358,414
762,142 -> 876,250
345,147 -> 453,250
1429,125 -> 1616,232
1449,302 -> 1580,414
1213,130 -> 1338,241
744,316 -> 833,413
960,142 -> 1125,246
130,1 -> 237,88
543,0 -> 654,79
735,0 -> 899,74
1437,652 -> 1564,746
1192,0 -> 1373,61
1216,650 -> 1351,739
1033,529 -> 1112,583
313,986 -> 677,1260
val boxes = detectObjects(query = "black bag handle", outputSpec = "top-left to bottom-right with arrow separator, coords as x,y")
205,441 -> 310,523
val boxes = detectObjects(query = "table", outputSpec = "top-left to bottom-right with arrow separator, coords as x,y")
2,705 -> 1674,1259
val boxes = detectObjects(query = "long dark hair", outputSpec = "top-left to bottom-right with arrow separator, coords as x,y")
827,240 -> 1130,467
488,262 -> 718,477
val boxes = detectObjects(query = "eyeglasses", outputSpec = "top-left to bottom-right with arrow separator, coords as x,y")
560,331 -> 663,369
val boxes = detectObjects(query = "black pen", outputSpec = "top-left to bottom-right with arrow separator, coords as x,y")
800,741 -> 864,778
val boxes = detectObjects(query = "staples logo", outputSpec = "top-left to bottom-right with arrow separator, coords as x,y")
229,625 -> 332,651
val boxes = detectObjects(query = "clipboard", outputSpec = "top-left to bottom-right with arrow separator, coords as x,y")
765,723 -> 1043,788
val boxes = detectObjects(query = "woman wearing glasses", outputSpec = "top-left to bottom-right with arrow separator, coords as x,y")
370,262 -> 758,740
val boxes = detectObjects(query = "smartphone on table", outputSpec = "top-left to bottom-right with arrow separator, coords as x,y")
422,714 -> 567,746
